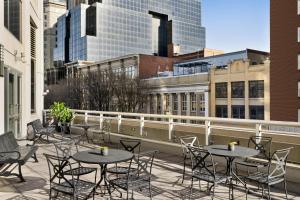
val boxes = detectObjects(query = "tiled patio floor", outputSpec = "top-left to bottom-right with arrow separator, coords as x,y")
0,137 -> 299,200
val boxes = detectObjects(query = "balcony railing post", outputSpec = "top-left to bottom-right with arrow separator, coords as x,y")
100,113 -> 103,131
168,117 -> 174,141
84,112 -> 88,123
205,120 -> 211,145
118,114 -> 122,133
256,124 -> 262,143
140,116 -> 144,136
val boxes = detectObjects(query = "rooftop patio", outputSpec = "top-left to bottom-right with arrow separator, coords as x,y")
0,135 -> 299,200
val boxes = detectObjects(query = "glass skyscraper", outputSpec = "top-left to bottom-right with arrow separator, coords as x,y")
54,0 -> 206,64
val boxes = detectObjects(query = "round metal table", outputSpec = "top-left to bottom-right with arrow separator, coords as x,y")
204,145 -> 259,200
72,123 -> 99,143
72,149 -> 133,196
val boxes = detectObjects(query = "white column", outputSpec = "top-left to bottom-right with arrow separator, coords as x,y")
153,94 -> 158,114
169,93 -> 173,115
186,92 -> 191,116
146,95 -> 151,114
177,93 -> 181,116
205,91 -> 209,117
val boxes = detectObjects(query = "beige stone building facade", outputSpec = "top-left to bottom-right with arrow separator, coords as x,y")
210,59 -> 270,120
144,74 -> 210,118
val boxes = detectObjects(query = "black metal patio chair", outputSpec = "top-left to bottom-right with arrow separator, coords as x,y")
44,153 -> 97,200
27,119 -> 56,144
107,138 -> 141,175
188,146 -> 229,200
108,150 -> 158,200
236,136 -> 272,176
53,138 -> 97,179
179,135 -> 201,184
245,147 -> 293,200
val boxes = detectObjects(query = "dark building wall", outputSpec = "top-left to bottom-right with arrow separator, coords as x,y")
139,55 -> 174,79
270,0 -> 300,121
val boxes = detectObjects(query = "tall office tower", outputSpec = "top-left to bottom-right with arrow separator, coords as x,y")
270,1 -> 300,121
44,0 -> 67,70
53,0 -> 206,65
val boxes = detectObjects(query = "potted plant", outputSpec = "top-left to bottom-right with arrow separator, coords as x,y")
50,102 -> 74,133
59,106 -> 74,134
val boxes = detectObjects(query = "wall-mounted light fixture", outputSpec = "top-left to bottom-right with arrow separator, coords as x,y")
0,44 -> 4,77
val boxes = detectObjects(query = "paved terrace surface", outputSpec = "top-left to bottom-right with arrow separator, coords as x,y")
0,137 -> 299,200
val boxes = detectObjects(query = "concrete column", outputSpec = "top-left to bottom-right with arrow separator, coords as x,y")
146,95 -> 151,114
153,94 -> 158,114
186,92 -> 191,116
245,80 -> 249,119
204,91 -> 210,117
228,82 -> 232,118
177,93 -> 181,116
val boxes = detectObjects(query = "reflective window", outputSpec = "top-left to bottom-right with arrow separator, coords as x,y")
232,105 -> 245,119
4,0 -> 22,40
231,81 -> 245,98
250,106 -> 264,120
216,105 -> 228,118
249,80 -> 264,98
216,83 -> 227,98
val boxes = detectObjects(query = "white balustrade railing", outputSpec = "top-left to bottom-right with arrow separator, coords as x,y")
43,109 -> 300,145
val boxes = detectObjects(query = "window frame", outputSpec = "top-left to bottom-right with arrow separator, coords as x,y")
231,105 -> 245,119
249,106 -> 264,120
231,81 -> 245,98
215,82 -> 228,98
216,105 -> 228,118
249,80 -> 264,98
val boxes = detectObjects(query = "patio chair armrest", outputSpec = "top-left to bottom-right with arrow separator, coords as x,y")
0,151 -> 21,162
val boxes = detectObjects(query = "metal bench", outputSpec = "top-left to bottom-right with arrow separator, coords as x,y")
0,132 -> 38,182
27,119 -> 55,144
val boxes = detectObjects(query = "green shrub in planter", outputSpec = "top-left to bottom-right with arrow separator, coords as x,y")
50,102 -> 74,133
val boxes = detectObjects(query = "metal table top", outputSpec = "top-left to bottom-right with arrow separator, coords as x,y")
204,145 -> 259,158
72,149 -> 133,165
72,124 -> 99,129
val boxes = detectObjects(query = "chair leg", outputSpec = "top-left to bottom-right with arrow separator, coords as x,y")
268,185 -> 271,200
33,153 -> 38,162
284,180 -> 288,200
182,156 -> 186,184
211,184 -> 215,200
18,165 -> 25,182
149,182 -> 153,200
261,184 -> 264,199
189,177 -> 194,200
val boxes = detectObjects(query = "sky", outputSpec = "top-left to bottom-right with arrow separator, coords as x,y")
202,0 -> 270,53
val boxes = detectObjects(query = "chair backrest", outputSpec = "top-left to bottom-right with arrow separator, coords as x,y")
54,138 -> 79,159
29,119 -> 44,133
188,146 -> 216,178
268,147 -> 293,180
179,135 -> 200,155
120,138 -> 141,153
130,150 -> 158,179
248,136 -> 272,160
44,153 -> 75,189
0,132 -> 19,152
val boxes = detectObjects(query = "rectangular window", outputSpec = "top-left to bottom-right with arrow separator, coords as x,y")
231,81 -> 245,98
165,94 -> 170,112
298,0 -> 300,15
86,5 -> 96,36
298,27 -> 300,42
250,106 -> 264,120
199,93 -> 205,112
181,93 -> 187,112
232,105 -> 245,119
173,94 -> 178,111
249,80 -> 264,98
216,105 -> 228,118
30,22 -> 36,113
298,82 -> 300,97
157,94 -> 161,113
215,82 -> 227,98
298,55 -> 300,70
4,0 -> 22,40
191,93 -> 196,112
